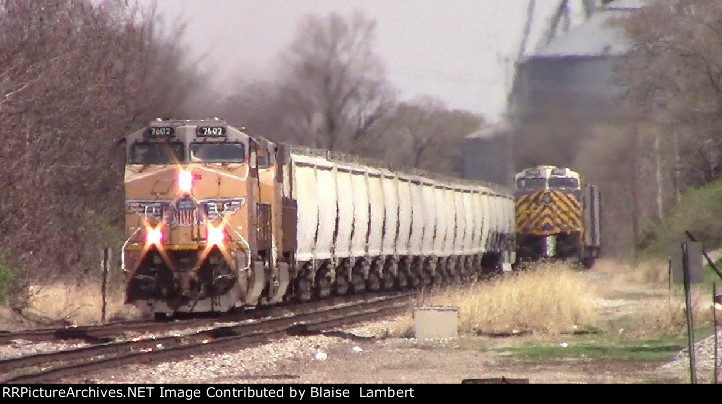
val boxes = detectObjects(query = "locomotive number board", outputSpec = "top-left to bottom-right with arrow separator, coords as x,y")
146,126 -> 175,137
197,126 -> 227,137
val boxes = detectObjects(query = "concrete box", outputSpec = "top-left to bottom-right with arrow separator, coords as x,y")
414,306 -> 459,339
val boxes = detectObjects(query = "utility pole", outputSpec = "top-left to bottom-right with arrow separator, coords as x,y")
631,125 -> 640,253
504,0 -> 536,178
654,131 -> 663,219
542,0 -> 571,46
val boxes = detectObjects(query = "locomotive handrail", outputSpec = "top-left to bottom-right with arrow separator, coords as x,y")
212,204 -> 251,272
120,227 -> 142,274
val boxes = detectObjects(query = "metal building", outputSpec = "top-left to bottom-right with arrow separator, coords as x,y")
512,0 -> 642,124
462,121 -> 514,188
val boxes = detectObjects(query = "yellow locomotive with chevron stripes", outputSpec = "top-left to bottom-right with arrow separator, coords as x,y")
514,166 -> 601,268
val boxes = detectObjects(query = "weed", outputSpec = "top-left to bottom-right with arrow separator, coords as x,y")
393,262 -> 598,336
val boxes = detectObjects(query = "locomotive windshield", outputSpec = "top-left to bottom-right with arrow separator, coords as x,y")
129,142 -> 184,164
548,177 -> 579,189
516,177 -> 546,190
190,143 -> 245,163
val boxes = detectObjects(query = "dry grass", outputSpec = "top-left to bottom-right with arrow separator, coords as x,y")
394,262 -> 598,337
616,289 -> 715,337
594,257 -> 669,283
585,258 -> 714,338
592,258 -> 633,275
25,282 -> 140,325
625,259 -> 670,284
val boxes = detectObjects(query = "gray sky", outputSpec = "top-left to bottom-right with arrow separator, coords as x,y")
156,0 -> 583,121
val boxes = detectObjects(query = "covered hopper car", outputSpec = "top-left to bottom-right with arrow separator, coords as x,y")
121,119 -> 516,317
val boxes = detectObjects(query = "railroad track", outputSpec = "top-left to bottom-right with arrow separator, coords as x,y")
0,309 -> 284,345
0,292 -> 403,345
0,293 -> 413,384
0,319 -> 162,345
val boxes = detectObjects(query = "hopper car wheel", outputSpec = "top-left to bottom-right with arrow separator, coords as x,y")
382,271 -> 395,290
296,278 -> 312,302
396,271 -> 409,289
409,273 -> 421,290
445,258 -> 455,280
315,275 -> 331,299
367,272 -> 381,292
435,261 -> 447,287
350,273 -> 366,294
334,274 -> 349,295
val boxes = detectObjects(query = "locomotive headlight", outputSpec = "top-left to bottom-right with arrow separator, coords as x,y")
145,225 -> 164,246
177,169 -> 193,194
206,223 -> 226,246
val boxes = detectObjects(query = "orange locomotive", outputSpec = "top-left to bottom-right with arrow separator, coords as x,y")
122,119 -> 516,318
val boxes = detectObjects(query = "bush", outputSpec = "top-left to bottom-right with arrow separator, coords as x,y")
646,180 -> 722,254
0,251 -> 15,306
0,0 -> 205,288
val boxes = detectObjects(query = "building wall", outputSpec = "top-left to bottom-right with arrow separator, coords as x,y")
462,132 -> 514,188
513,55 -> 625,122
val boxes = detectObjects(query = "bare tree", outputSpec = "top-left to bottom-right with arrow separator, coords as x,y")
0,0 -> 206,306
221,80 -> 287,140
619,0 -> 722,189
220,12 -> 481,177
274,11 -> 395,152
375,97 -> 483,176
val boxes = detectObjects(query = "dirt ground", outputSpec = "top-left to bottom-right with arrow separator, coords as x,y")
222,261 -> 711,384
1,259 -> 717,384
256,336 -> 681,384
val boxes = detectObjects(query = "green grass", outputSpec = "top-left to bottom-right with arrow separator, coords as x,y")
703,257 -> 722,285
0,251 -> 14,306
687,256 -> 722,294
494,333 -> 708,362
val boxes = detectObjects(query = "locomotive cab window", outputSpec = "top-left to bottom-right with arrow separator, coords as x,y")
548,177 -> 579,189
190,143 -> 246,163
516,177 -> 546,190
129,142 -> 184,164
256,145 -> 270,169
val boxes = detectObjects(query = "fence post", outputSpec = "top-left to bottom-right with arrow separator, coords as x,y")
714,282 -> 719,385
101,247 -> 110,324
682,243 -> 697,384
